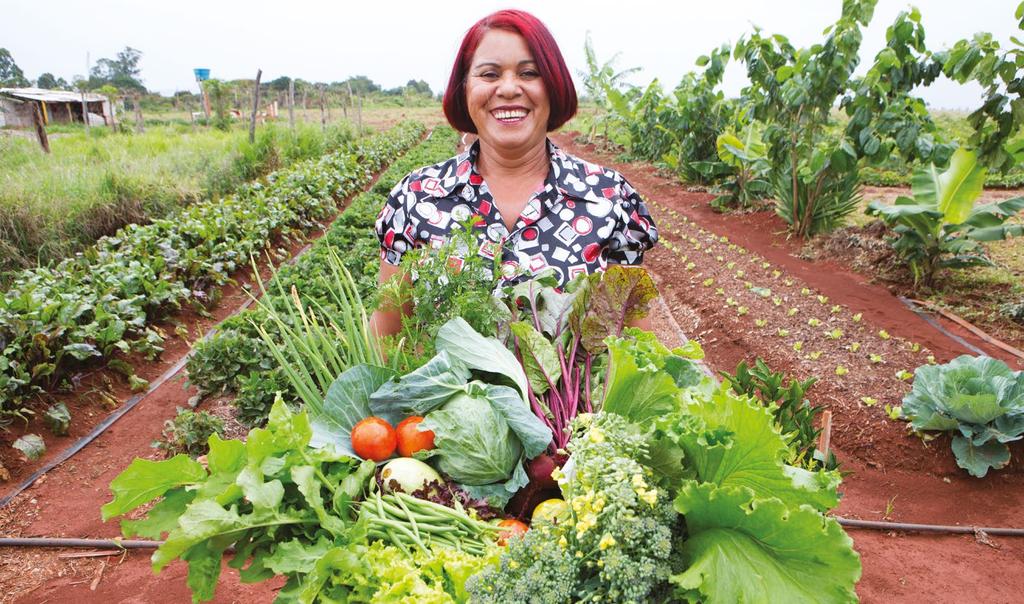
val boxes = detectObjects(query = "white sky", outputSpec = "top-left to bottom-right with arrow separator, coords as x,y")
2,1 -> 1019,109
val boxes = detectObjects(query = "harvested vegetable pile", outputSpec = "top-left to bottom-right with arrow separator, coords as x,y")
103,259 -> 861,602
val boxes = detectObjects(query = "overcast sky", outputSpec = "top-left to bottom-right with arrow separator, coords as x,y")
2,1 -> 1019,109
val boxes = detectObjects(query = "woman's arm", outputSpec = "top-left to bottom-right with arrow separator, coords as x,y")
369,261 -> 413,339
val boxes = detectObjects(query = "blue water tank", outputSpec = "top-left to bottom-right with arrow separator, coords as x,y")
193,68 -> 210,81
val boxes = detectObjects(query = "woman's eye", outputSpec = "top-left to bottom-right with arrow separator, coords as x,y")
478,72 -> 499,80
521,70 -> 539,78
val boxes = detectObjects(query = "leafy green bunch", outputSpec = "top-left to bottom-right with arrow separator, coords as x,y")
385,216 -> 505,367
468,412 -> 678,604
104,398 -> 495,603
900,355 -> 1024,477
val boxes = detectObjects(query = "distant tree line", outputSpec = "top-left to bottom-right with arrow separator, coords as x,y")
0,46 -> 437,109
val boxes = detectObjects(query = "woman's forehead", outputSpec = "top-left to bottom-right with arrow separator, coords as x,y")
471,29 -> 536,66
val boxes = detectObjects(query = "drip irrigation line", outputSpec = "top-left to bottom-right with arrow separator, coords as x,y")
834,517 -> 1024,537
898,296 -> 987,356
3,516 -> 1024,553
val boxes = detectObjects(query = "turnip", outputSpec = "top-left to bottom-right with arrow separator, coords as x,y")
380,458 -> 442,494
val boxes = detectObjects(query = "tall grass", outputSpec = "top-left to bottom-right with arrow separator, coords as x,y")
0,121 -> 355,275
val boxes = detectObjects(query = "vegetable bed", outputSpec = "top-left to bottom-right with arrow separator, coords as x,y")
0,122 -> 424,428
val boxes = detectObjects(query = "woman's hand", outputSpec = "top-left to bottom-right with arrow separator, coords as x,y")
369,261 -> 413,339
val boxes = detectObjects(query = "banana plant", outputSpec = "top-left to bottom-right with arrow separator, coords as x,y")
710,123 -> 770,210
867,147 -> 1024,287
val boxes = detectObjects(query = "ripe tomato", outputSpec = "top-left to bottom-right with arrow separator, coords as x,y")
395,416 -> 436,457
351,417 -> 396,461
496,518 -> 529,546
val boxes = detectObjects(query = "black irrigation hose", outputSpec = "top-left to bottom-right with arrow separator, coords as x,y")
834,517 -> 1024,537
0,538 -> 163,549
897,296 -> 987,356
3,516 -> 1024,552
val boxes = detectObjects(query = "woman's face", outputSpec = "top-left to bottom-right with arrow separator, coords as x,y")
465,29 -> 550,155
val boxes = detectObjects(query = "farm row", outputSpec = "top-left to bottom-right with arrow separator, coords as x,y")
0,122 -> 425,466
0,122 -> 360,274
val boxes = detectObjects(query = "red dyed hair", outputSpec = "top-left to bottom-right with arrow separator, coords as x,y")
443,9 -> 577,134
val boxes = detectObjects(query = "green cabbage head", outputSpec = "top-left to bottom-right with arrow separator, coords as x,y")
901,355 -> 1024,477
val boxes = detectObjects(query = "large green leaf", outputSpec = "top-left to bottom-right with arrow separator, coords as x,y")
677,387 -> 839,511
436,317 -> 529,401
672,482 -> 861,604
951,434 -> 1011,477
102,455 -> 207,521
602,333 -> 681,425
911,147 -> 986,225
369,353 -> 468,421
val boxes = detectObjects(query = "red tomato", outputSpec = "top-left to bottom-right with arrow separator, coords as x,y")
496,519 -> 529,546
396,416 -> 436,457
351,417 -> 396,461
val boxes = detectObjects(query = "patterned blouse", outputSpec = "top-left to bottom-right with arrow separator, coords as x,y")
374,139 -> 658,288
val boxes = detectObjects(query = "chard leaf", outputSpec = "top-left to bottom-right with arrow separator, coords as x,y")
313,363 -> 398,456
102,455 -> 206,520
579,265 -> 658,352
43,403 -> 71,436
671,482 -> 861,604
510,321 -> 562,395
369,353 -> 468,424
436,316 -> 529,400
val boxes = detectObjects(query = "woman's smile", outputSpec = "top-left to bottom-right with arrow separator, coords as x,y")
466,29 -> 550,154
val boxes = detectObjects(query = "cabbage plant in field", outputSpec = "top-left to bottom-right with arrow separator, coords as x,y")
900,355 -> 1024,477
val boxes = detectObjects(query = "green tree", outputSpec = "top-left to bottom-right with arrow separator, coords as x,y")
36,72 -> 69,89
342,75 -> 380,95
405,79 -> 432,96
89,47 -> 145,92
0,48 -> 29,87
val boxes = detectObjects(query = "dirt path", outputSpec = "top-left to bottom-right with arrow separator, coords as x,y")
552,133 -> 1024,603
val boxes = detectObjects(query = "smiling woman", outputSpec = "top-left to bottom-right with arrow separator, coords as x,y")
370,9 -> 658,338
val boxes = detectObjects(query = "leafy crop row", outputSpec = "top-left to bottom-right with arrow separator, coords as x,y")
0,122 -> 425,428
185,127 -> 460,425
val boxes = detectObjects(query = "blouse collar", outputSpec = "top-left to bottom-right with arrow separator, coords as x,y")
420,138 -> 614,206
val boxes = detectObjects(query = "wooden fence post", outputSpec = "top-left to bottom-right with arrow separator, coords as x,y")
133,93 -> 145,133
81,89 -> 90,134
357,96 -> 363,136
249,69 -> 263,144
32,102 -> 50,153
288,78 -> 295,130
319,85 -> 326,132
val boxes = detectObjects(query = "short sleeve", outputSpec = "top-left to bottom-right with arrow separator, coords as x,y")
374,174 -> 419,266
607,178 -> 658,265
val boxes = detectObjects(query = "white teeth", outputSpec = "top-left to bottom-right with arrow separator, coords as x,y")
493,109 -> 528,120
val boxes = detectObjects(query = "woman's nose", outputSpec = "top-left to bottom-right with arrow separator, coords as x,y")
496,73 -> 521,97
